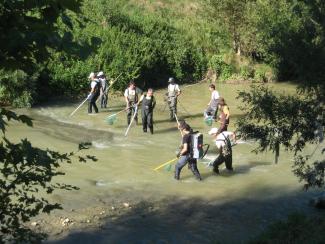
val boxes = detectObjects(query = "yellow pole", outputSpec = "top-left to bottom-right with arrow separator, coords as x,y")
153,157 -> 178,171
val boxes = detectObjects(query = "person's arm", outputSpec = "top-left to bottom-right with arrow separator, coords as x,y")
179,143 -> 188,156
124,89 -> 129,107
152,97 -> 156,109
176,85 -> 181,96
90,82 -> 95,94
137,95 -> 144,106
224,106 -> 230,119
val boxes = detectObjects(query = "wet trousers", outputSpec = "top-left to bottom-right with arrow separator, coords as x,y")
212,153 -> 233,173
175,155 -> 201,180
88,94 -> 99,113
168,97 -> 177,120
127,102 -> 138,125
142,109 -> 153,134
100,92 -> 108,108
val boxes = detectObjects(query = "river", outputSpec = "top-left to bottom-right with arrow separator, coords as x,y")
6,82 -> 324,243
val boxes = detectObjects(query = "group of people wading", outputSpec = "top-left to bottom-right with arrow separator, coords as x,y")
86,72 -> 234,181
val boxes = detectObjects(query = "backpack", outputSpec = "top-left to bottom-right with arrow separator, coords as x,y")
190,132 -> 204,159
93,79 -> 101,95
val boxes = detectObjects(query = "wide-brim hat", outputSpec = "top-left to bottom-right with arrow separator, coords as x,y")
97,71 -> 104,77
88,72 -> 95,79
208,127 -> 219,135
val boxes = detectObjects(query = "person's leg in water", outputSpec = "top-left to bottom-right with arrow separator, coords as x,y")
174,155 -> 189,180
188,158 -> 202,180
148,111 -> 153,134
127,103 -> 133,125
168,98 -> 174,120
89,94 -> 99,113
212,154 -> 226,174
88,94 -> 93,114
142,109 -> 148,132
225,155 -> 233,171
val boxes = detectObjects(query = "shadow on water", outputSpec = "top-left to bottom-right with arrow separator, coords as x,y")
46,186 -> 321,244
32,115 -> 114,144
182,161 -> 272,181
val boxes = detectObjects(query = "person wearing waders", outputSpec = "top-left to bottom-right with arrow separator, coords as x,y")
97,71 -> 108,109
216,97 -> 230,134
87,72 -> 100,114
124,81 -> 142,125
174,121 -> 202,181
137,88 -> 156,134
167,77 -> 181,121
208,128 -> 234,174
204,84 -> 219,120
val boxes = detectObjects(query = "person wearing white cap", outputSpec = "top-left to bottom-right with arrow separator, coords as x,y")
87,72 -> 100,114
166,77 -> 181,121
208,128 -> 235,174
97,71 -> 108,108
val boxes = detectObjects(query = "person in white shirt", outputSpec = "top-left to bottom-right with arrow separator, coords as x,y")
208,127 -> 235,174
166,77 -> 181,121
87,72 -> 100,114
124,81 -> 142,125
204,84 -> 220,119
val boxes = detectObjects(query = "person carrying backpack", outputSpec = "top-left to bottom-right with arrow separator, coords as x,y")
174,121 -> 202,181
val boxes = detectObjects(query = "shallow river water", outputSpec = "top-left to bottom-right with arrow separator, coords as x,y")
7,83 -> 324,243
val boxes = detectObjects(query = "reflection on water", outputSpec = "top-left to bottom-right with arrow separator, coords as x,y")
7,83 -> 324,242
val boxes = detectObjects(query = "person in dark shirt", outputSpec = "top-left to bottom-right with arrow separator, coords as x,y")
174,121 -> 202,181
137,88 -> 156,134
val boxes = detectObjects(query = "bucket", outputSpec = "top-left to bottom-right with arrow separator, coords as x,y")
204,116 -> 213,126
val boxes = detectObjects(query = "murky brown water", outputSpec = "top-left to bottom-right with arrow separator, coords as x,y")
6,83 -> 324,243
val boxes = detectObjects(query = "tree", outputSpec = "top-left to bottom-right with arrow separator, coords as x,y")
0,0 -> 81,106
208,0 -> 250,55
236,84 -> 324,189
0,108 -> 96,243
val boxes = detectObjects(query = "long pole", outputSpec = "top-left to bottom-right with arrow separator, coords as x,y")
107,73 -> 123,90
178,99 -> 191,116
106,108 -> 127,119
70,97 -> 88,117
124,106 -> 138,137
153,157 -> 178,171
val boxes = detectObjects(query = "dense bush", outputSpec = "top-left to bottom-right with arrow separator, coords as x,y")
0,69 -> 37,107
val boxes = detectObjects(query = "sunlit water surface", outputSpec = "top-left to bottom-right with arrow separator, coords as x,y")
7,83 -> 324,243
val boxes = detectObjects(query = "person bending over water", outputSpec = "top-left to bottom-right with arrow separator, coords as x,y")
208,128 -> 235,174
174,121 -> 202,181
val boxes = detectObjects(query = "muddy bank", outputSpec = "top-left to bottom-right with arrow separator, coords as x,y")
29,186 -> 322,244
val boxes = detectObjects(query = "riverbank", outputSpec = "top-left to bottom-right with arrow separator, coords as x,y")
31,188 -> 324,243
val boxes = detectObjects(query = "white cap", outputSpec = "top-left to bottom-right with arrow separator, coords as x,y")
97,71 -> 104,77
88,72 -> 95,79
208,127 -> 219,135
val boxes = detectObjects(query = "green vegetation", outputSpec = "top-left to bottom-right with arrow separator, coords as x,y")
2,0 -> 325,106
0,108 -> 96,243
